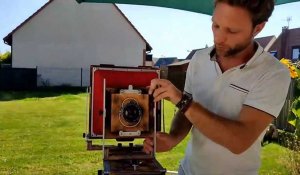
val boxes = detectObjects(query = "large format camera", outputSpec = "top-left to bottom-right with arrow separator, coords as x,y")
84,65 -> 166,175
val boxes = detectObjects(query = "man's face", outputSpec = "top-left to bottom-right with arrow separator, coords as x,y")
212,2 -> 255,58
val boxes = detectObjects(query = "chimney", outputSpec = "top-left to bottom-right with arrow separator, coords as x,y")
280,26 -> 289,59
145,54 -> 153,67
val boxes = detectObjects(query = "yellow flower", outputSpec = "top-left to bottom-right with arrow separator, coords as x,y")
280,58 -> 299,79
291,66 -> 296,71
280,58 -> 291,65
291,70 -> 298,78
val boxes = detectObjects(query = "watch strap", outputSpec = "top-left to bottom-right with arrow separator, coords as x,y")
176,92 -> 193,114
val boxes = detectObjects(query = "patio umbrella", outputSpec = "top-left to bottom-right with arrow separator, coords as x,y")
75,0 -> 300,15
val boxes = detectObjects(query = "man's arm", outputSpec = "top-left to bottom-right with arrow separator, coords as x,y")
184,103 -> 273,154
148,79 -> 277,154
169,111 -> 193,146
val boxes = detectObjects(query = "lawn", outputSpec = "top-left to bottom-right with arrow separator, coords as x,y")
0,91 -> 293,174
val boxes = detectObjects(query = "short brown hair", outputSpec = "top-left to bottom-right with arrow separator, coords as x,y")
214,0 -> 274,26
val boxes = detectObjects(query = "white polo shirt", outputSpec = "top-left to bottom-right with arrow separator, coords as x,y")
181,44 -> 291,175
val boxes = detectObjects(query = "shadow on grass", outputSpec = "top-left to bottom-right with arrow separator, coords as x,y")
0,87 -> 87,101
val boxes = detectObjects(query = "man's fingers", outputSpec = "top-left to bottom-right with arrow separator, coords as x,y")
148,79 -> 170,94
154,93 -> 170,102
143,143 -> 153,154
144,137 -> 154,146
143,138 -> 154,154
153,86 -> 168,99
148,79 -> 159,95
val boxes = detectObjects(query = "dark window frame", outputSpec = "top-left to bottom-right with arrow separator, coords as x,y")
291,45 -> 300,61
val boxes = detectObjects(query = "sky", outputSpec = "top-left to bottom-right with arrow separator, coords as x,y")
1,0 -> 300,59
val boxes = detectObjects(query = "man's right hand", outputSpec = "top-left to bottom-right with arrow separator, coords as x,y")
143,132 -> 177,154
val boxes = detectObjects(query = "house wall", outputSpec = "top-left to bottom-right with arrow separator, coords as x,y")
270,28 -> 300,60
286,29 -> 300,59
12,0 -> 147,86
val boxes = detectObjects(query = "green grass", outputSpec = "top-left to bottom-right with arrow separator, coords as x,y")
260,144 -> 292,175
0,92 -> 100,175
0,92 -> 293,174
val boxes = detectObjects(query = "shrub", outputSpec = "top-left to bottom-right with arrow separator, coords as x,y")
278,130 -> 300,175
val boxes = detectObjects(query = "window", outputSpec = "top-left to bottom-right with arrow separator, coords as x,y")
292,46 -> 300,61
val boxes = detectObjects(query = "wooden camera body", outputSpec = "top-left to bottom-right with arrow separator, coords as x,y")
84,65 -> 166,175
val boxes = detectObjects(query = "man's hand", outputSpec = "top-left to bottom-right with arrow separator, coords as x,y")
148,79 -> 182,105
143,132 -> 177,154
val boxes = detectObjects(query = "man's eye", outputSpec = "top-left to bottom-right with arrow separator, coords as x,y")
213,24 -> 219,29
228,30 -> 238,34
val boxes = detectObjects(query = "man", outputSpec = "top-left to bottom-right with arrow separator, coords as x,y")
143,0 -> 291,174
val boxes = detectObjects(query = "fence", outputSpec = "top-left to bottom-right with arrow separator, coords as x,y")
0,67 -> 37,90
275,80 -> 296,132
37,66 -> 90,87
167,71 -> 186,92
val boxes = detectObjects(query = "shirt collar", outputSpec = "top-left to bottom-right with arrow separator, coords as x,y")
209,47 -> 217,61
208,41 -> 264,69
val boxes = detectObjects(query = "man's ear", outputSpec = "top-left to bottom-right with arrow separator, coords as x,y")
253,22 -> 266,37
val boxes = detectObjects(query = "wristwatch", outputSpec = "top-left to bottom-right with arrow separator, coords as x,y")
176,92 -> 193,114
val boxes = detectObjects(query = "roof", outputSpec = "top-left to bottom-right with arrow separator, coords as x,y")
168,59 -> 190,66
254,35 -> 276,50
185,48 -> 204,60
154,57 -> 178,67
284,27 -> 300,34
3,0 -> 152,51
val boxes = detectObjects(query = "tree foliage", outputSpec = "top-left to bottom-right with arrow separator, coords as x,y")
0,51 -> 12,64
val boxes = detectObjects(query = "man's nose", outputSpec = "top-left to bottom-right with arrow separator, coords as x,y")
214,31 -> 227,44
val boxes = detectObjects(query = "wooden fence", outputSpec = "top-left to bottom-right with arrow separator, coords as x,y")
0,67 -> 37,90
274,80 -> 296,132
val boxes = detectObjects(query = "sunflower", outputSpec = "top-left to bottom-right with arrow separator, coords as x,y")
280,58 -> 298,78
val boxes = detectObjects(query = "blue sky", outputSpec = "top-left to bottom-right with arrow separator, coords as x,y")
1,0 -> 300,59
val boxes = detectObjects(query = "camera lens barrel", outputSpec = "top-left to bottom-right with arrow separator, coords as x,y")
121,100 -> 143,125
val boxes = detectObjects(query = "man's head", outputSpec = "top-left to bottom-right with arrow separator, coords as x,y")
212,0 -> 274,57
214,0 -> 274,27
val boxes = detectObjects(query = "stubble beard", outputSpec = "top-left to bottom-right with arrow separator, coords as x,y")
215,40 -> 252,58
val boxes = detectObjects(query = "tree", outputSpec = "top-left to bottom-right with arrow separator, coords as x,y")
0,51 -> 12,64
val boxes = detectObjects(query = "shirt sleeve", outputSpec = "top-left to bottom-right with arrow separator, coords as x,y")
244,67 -> 291,117
184,57 -> 194,95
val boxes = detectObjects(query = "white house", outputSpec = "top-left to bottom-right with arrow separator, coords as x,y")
3,0 -> 152,87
